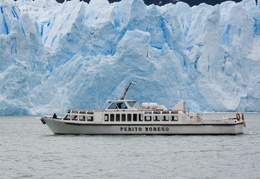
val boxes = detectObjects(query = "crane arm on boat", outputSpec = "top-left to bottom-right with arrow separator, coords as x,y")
120,81 -> 137,100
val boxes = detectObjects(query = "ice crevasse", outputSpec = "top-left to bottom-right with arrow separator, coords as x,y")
0,0 -> 259,115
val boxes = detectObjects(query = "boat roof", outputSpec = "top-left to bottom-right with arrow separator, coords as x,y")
107,100 -> 139,103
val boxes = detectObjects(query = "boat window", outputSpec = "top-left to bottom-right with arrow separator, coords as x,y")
110,114 -> 115,122
128,102 -> 136,107
145,116 -> 151,121
116,114 -> 120,121
87,116 -> 93,121
162,111 -> 170,114
79,115 -> 85,121
171,116 -> 178,121
163,116 -> 169,121
116,102 -> 127,109
104,114 -> 109,122
122,114 -> 126,122
139,114 -> 143,121
64,115 -> 70,120
133,114 -> 137,121
153,116 -> 160,121
108,103 -> 117,109
127,114 -> 132,121
71,115 -> 78,121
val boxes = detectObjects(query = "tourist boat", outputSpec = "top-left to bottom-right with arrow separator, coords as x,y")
40,82 -> 246,135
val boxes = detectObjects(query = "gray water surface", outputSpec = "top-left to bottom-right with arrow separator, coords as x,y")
1,113 -> 260,179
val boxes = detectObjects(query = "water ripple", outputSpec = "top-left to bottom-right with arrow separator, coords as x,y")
0,114 -> 259,179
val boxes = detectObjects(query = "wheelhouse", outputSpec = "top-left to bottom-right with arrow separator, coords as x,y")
106,100 -> 140,110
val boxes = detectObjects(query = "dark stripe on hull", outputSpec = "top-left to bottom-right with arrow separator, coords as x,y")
54,133 -> 243,135
64,122 -> 244,127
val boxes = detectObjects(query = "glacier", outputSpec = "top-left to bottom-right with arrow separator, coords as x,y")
0,0 -> 259,115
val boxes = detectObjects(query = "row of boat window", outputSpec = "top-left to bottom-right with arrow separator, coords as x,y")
63,114 -> 179,122
104,114 -> 178,122
64,115 -> 94,121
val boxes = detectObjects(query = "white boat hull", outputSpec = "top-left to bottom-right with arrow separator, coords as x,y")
42,117 -> 244,135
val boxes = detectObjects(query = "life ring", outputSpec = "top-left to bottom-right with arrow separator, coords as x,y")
236,113 -> 240,121
241,113 -> 244,120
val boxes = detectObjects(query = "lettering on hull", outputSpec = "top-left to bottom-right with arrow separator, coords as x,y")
120,127 -> 169,132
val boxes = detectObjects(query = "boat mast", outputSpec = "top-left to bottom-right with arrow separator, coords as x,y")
120,81 -> 137,100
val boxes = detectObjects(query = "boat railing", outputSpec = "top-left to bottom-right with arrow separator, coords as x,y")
67,109 -> 181,115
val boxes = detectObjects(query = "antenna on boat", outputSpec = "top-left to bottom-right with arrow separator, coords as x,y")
120,81 -> 137,100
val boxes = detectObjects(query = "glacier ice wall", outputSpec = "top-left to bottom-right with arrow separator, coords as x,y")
0,0 -> 259,115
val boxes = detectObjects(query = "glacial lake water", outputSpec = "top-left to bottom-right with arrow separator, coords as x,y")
1,113 -> 260,179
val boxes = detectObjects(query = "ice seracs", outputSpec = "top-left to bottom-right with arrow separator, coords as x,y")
0,0 -> 259,115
